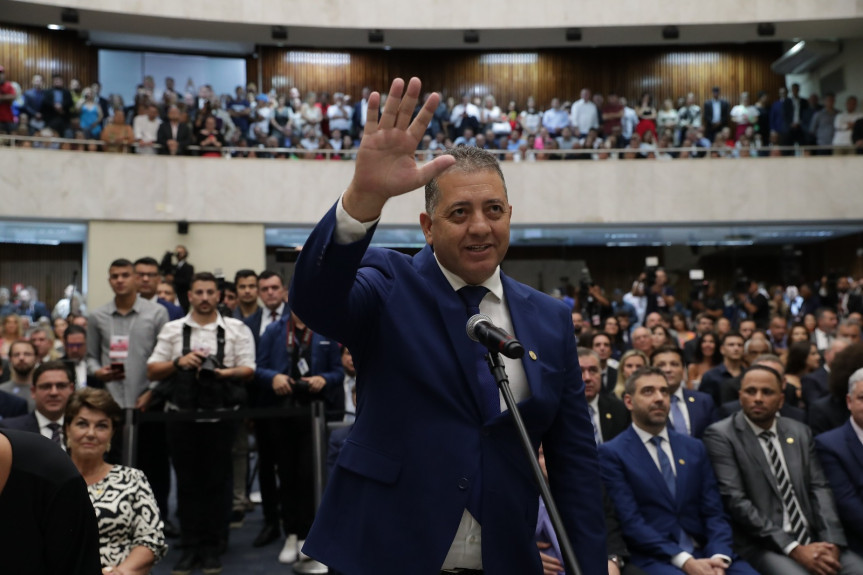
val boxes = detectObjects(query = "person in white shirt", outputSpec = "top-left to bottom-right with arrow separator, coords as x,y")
833,95 -> 861,155
541,98 -> 570,136
327,93 -> 353,134
449,93 -> 480,137
518,96 -> 543,136
133,104 -> 162,155
571,88 -> 599,137
619,97 -> 639,144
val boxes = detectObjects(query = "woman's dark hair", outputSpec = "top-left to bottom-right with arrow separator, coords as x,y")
829,342 -> 863,400
694,332 -> 721,366
603,316 -> 626,350
785,340 -> 815,376
651,325 -> 676,348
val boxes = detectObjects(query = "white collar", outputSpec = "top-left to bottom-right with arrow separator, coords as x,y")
850,417 -> 863,445
183,313 -> 226,330
743,413 -> 778,437
633,423 -> 670,446
433,253 -> 504,303
588,394 -> 600,412
34,410 -> 63,429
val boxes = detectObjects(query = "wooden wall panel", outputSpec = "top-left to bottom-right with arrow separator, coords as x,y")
253,44 -> 786,109
0,243 -> 84,312
0,24 -> 98,88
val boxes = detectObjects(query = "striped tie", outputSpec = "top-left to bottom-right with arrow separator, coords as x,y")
759,430 -> 811,545
588,405 -> 601,445
47,422 -> 62,445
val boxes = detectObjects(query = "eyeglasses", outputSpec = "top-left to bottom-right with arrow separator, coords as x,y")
35,383 -> 72,392
136,272 -> 159,278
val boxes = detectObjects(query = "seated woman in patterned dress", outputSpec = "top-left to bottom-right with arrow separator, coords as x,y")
64,388 -> 167,575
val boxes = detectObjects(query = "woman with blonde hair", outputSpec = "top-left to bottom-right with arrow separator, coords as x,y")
0,314 -> 24,359
65,388 -> 167,574
612,349 -> 649,398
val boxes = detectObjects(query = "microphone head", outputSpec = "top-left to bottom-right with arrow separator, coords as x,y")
466,313 -> 492,342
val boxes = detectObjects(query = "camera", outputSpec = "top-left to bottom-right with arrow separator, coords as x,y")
198,354 -> 224,383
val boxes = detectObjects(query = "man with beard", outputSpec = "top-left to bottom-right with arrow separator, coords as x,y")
0,340 -> 38,410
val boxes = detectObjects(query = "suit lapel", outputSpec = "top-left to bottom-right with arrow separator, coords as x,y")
777,419 -> 811,519
415,246 -> 484,421
845,421 -> 863,469
624,427 -> 674,505
668,431 -> 689,505
501,273 -> 541,399
733,413 -> 782,500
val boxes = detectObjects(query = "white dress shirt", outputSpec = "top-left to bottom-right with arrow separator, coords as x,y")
334,193 -> 531,570
668,387 -> 692,436
148,313 -> 256,373
260,303 -> 286,336
570,99 -> 599,136
34,411 -> 65,451
588,394 -> 602,443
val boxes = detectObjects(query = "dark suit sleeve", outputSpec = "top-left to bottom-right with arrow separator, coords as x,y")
542,308 -> 608,575
255,322 -> 282,392
695,440 -> 736,557
315,339 -> 345,413
44,473 -> 103,574
156,124 -> 170,155
803,427 -> 847,545
702,424 -> 794,552
603,486 -> 629,559
177,124 -> 193,155
815,432 -> 863,541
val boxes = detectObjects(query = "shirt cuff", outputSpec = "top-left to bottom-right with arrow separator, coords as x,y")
783,541 -> 800,555
671,552 -> 694,569
334,191 -> 379,245
711,554 -> 732,567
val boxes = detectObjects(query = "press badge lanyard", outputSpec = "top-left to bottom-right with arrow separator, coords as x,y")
108,312 -> 137,368
286,319 -> 313,377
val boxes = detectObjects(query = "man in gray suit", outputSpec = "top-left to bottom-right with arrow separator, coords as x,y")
704,365 -> 863,575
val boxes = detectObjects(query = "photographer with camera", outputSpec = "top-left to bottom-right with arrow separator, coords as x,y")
735,278 -> 770,330
576,269 -> 612,330
146,272 -> 255,575
644,267 -> 676,317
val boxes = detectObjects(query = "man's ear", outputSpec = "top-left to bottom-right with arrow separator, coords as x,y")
419,212 -> 433,246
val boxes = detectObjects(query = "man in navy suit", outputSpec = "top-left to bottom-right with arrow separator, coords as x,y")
0,361 -> 74,450
651,347 -> 715,439
815,367 -> 863,555
289,77 -> 606,575
599,366 -> 756,575
803,338 -> 848,408
0,389 -> 27,420
242,270 -> 287,350
254,309 -> 343,563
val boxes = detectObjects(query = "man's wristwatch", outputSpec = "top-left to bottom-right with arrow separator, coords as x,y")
608,554 -> 623,568
173,357 -> 182,370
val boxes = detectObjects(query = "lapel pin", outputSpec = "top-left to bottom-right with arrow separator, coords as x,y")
528,351 -> 537,361
786,437 -> 794,444
688,396 -> 695,403
605,413 -> 612,419
678,459 -> 685,465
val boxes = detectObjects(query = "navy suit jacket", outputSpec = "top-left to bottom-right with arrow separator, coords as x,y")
599,426 -> 737,565
801,366 -> 830,407
156,297 -> 185,321
682,388 -> 716,439
0,390 -> 27,420
288,203 -> 606,575
0,412 -> 39,433
254,312 -> 344,414
815,420 -> 863,555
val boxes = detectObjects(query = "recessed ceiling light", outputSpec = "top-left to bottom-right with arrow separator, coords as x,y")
47,24 -> 65,31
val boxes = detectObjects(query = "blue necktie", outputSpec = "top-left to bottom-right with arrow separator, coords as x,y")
457,286 -> 501,421
650,435 -> 676,498
670,395 -> 688,436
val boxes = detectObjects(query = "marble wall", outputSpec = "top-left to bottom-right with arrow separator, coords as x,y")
17,0 -> 863,30
1,148 -> 860,228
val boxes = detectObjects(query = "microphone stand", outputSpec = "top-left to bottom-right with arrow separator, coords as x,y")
485,352 -> 582,575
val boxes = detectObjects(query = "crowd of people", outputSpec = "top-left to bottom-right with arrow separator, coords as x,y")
2,67 -> 863,159
0,241 -> 862,574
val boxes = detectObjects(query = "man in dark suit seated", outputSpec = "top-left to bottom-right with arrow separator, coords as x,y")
289,77 -> 607,574
579,347 -> 629,445
600,366 -> 757,575
809,342 -> 863,435
717,354 -> 806,423
704,365 -> 863,574
803,338 -> 849,408
815,367 -> 863,556
651,346 -> 715,438
0,361 -> 74,451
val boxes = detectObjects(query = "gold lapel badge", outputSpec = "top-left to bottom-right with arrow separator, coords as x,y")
605,413 -> 612,419
528,351 -> 537,361
688,396 -> 695,403
786,437 -> 795,444
678,459 -> 685,465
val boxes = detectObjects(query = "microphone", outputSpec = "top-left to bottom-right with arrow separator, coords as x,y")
466,314 -> 525,359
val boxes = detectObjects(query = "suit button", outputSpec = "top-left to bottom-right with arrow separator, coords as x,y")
458,478 -> 469,490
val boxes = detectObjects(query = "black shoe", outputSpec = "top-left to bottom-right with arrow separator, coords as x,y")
201,550 -> 223,575
229,510 -> 245,528
163,519 -> 181,539
171,550 -> 199,575
252,522 -> 280,547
